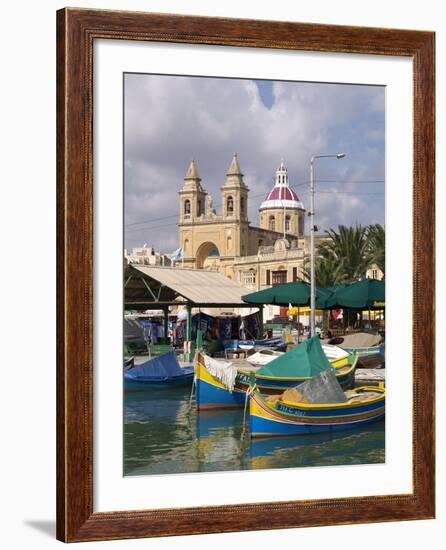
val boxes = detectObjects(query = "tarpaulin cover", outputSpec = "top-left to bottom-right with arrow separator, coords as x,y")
256,336 -> 335,379
126,352 -> 187,380
330,332 -> 382,348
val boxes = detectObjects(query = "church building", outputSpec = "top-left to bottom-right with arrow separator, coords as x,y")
178,154 -> 309,291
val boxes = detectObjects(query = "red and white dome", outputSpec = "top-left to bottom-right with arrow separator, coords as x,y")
260,160 -> 304,211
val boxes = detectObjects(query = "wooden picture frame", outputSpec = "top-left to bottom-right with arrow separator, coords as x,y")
56,7 -> 435,542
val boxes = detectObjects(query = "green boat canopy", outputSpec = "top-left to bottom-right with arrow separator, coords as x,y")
323,278 -> 385,310
256,336 -> 335,379
242,281 -> 331,308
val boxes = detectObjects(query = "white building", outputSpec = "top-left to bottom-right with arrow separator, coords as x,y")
125,245 -> 172,267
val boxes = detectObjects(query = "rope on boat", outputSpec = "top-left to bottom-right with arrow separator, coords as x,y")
188,375 -> 196,409
240,383 -> 257,441
186,351 -> 199,419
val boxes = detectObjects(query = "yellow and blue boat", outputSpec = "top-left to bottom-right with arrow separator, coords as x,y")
249,384 -> 385,438
195,337 -> 357,410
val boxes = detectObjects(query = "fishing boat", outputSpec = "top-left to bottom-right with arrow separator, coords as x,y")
321,344 -> 351,367
252,337 -> 287,351
246,343 -> 348,368
327,333 -> 384,362
195,337 -> 357,410
124,355 -> 135,369
246,348 -> 284,366
238,340 -> 255,351
249,375 -> 385,438
224,337 -> 287,354
124,351 -> 194,391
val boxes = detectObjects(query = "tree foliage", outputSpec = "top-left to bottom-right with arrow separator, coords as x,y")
366,223 -> 385,275
303,224 -> 385,286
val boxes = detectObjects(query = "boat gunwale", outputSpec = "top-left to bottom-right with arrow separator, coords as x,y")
251,403 -> 386,425
237,353 -> 358,382
253,385 -> 385,414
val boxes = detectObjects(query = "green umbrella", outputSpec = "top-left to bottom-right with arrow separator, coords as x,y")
324,278 -> 385,309
242,280 -> 331,308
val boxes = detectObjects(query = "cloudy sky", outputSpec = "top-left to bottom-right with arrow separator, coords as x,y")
124,73 -> 385,253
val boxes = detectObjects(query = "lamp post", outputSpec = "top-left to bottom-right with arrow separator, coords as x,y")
309,153 -> 346,337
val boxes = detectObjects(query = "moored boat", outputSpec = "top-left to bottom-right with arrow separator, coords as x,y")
327,333 -> 384,362
124,351 -> 194,391
321,344 -> 351,368
249,378 -> 385,438
246,348 -> 284,366
124,355 -> 135,369
195,337 -> 357,410
246,343 -> 349,368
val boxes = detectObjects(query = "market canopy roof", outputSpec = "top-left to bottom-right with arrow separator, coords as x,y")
125,265 -> 253,310
242,280 -> 332,308
323,278 -> 385,310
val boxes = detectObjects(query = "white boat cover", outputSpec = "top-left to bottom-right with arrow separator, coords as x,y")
247,349 -> 284,366
203,355 -> 238,392
321,344 -> 350,361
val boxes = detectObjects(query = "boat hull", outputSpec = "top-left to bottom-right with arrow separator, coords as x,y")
249,388 -> 385,437
196,364 -> 246,409
342,343 -> 384,359
124,368 -> 194,391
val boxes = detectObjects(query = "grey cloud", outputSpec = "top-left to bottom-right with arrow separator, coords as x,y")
124,74 -> 384,251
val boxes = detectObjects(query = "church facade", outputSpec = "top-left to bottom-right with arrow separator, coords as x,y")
178,154 -> 310,291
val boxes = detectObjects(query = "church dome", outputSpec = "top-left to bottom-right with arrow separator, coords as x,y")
259,160 -> 304,211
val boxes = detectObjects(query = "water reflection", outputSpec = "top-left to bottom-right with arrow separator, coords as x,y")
124,389 -> 385,476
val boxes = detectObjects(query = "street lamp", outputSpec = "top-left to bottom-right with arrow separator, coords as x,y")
309,153 -> 346,337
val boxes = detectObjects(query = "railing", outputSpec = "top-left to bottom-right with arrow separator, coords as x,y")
258,245 -> 275,254
234,248 -> 305,264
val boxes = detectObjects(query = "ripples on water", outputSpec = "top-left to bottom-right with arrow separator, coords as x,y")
124,386 -> 385,476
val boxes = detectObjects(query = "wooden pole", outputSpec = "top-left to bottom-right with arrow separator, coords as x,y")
186,304 -> 192,342
258,305 -> 264,337
163,306 -> 169,344
298,306 -> 300,342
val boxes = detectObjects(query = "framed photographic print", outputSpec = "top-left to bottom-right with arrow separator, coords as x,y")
56,8 -> 435,542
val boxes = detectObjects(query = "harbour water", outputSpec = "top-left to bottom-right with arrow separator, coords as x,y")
124,386 -> 385,476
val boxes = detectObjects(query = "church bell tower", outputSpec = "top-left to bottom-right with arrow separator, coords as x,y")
179,159 -> 207,223
221,153 -> 249,222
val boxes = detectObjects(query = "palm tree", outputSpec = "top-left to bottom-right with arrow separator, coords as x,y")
317,224 -> 371,282
302,253 -> 346,288
312,225 -> 372,330
302,254 -> 346,333
304,225 -> 385,330
367,224 -> 385,276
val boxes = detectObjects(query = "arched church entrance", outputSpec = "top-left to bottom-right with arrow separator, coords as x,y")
196,242 -> 220,270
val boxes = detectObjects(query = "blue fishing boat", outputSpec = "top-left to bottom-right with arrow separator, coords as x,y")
195,337 -> 357,410
252,337 -> 287,351
223,337 -> 286,354
341,343 -> 384,361
249,378 -> 385,438
124,351 -> 194,391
